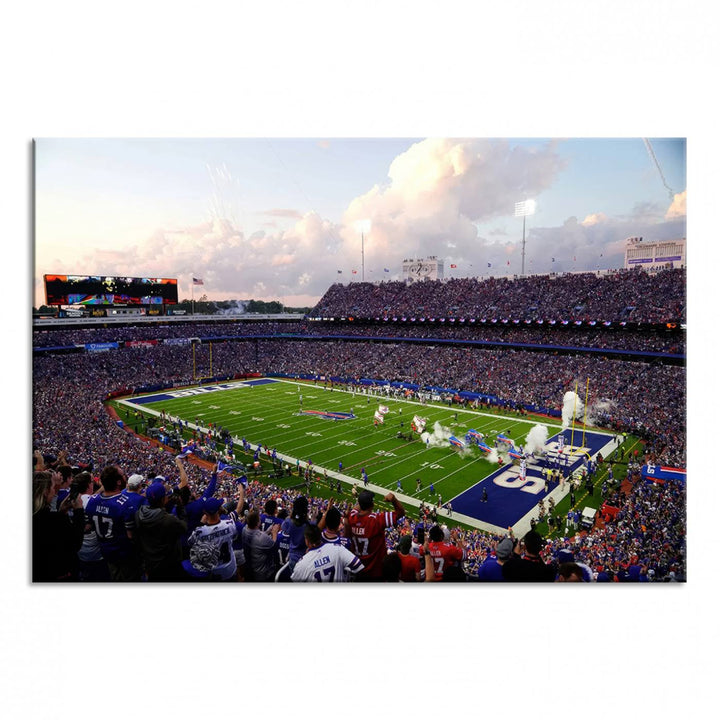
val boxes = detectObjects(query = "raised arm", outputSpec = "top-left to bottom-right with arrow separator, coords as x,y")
202,463 -> 219,500
384,492 -> 406,521
175,455 -> 189,490
235,483 -> 245,515
423,537 -> 437,582
317,497 -> 334,531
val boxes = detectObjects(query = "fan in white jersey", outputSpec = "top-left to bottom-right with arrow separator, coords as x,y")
291,524 -> 364,582
184,497 -> 239,581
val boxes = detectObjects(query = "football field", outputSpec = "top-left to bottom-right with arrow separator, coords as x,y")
119,377 -> 617,534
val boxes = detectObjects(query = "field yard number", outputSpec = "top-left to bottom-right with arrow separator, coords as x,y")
252,416 -> 265,422
338,440 -> 357,446
421,462 -> 444,470
493,469 -> 544,495
376,450 -> 397,457
229,411 -> 241,415
209,405 -> 221,410
305,432 -> 322,437
277,424 -> 291,429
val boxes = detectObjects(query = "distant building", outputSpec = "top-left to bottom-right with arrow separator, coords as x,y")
624,237 -> 686,271
402,256 -> 444,283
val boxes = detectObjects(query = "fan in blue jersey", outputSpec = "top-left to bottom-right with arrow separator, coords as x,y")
260,498 -> 283,532
84,465 -> 143,581
122,474 -> 148,536
275,496 -> 311,581
51,463 -> 74,511
477,537 -> 513,582
180,460 -> 221,541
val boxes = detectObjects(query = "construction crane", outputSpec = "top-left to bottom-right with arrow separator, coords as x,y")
643,138 -> 676,200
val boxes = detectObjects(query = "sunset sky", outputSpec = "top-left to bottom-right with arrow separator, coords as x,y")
34,136 -> 686,309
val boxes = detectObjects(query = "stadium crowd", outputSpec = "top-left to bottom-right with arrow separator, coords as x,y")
32,268 -> 686,583
312,268 -> 686,324
34,332 -> 686,467
32,442 -> 686,583
33,320 -> 685,355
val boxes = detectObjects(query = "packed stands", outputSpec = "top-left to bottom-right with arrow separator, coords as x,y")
32,267 -> 686,582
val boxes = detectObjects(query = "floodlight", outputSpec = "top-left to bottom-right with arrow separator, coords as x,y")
514,199 -> 536,217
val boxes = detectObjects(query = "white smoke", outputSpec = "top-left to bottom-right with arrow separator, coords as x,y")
585,399 -> 615,427
561,390 -> 584,429
524,424 -> 549,455
420,421 -> 454,448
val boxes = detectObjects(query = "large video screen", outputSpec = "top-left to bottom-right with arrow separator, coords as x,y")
44,275 -> 178,306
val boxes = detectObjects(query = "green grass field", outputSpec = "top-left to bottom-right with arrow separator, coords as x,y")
117,379 -> 564,495
111,377 -> 639,536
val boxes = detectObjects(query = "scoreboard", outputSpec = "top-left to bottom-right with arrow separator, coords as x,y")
44,274 -> 178,306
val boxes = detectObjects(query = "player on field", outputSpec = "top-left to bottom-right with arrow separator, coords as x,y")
291,524 -> 364,582
344,490 -> 405,581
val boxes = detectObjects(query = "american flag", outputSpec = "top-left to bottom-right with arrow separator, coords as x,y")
193,277 -> 204,286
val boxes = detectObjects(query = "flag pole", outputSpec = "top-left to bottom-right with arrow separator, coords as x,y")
361,231 -> 365,282
570,381 -> 578,450
582,377 -> 590,448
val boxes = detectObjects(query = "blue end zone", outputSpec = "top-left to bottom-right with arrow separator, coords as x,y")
451,430 -> 614,530
125,378 -> 278,406
299,410 -> 356,420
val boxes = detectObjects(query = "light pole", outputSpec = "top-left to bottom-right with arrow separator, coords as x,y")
514,199 -> 536,277
355,219 -> 371,281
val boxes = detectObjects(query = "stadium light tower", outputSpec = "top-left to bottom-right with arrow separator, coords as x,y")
515,199 -> 536,277
355,219 -> 372,281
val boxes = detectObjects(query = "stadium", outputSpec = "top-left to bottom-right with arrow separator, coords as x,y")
32,138 -> 687,584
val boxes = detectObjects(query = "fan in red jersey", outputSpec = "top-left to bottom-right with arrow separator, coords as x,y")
344,490 -> 405,582
422,524 -> 466,581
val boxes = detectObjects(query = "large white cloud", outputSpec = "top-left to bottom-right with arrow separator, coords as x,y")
666,190 -> 687,219
342,138 -> 565,263
35,139 -> 687,307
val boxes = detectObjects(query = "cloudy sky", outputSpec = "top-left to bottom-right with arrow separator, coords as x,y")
34,136 -> 685,308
